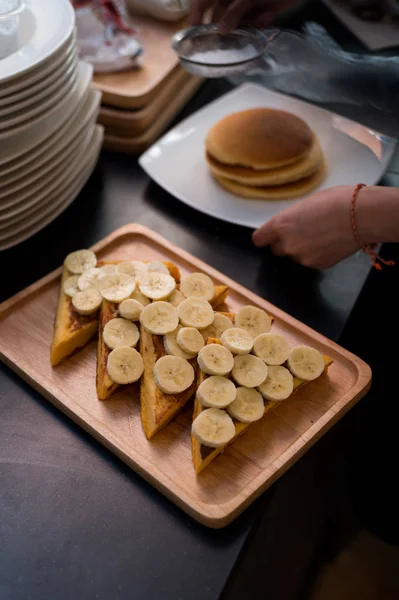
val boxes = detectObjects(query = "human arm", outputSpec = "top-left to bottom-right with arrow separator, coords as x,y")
189,0 -> 300,33
252,185 -> 399,269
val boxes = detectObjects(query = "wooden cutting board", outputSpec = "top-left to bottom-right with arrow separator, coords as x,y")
92,14 -> 187,109
98,67 -> 192,137
102,75 -> 203,154
0,224 -> 371,528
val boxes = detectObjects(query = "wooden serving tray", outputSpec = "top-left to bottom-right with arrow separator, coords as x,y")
92,15 -> 187,109
102,76 -> 203,155
98,68 -> 193,137
0,224 -> 371,528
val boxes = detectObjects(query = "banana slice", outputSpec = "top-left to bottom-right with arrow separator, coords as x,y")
118,298 -> 143,321
64,249 -> 97,274
220,327 -> 254,355
139,272 -> 176,300
197,375 -> 237,408
103,318 -> 140,349
191,408 -> 236,448
130,288 -> 150,307
227,387 -> 264,423
140,301 -> 178,335
164,325 -> 196,360
287,346 -> 324,381
177,297 -> 214,329
253,333 -> 290,365
98,264 -> 117,276
258,365 -> 294,401
147,261 -> 169,275
118,260 -> 149,285
232,354 -> 268,388
78,267 -> 102,291
98,273 -> 136,303
168,289 -> 185,307
201,313 -> 233,341
154,355 -> 195,394
63,275 -> 80,298
72,288 -> 102,315
235,306 -> 272,338
180,273 -> 215,301
107,346 -> 144,384
177,327 -> 204,355
197,343 -> 234,376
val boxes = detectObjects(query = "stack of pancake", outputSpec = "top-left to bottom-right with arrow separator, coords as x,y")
206,108 -> 327,200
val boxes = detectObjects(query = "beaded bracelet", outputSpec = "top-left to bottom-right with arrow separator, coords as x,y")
350,184 -> 395,271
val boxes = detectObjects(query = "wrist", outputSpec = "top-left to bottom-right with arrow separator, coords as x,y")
354,185 -> 399,246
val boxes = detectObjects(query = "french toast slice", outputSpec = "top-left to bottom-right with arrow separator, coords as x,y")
50,266 -> 99,366
96,261 -> 182,400
139,296 -> 231,440
192,338 -> 333,474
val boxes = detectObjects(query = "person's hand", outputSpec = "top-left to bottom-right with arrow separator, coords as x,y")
252,186 -> 366,269
190,0 -> 300,33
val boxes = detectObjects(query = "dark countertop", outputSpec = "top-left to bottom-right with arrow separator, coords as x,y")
1,5 -> 399,600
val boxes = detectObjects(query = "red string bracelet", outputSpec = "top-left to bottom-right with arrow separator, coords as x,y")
350,184 -> 395,271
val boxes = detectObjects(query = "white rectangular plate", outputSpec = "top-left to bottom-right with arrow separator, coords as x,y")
139,83 -> 397,229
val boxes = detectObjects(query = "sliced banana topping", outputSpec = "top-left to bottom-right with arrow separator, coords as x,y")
180,272 -> 215,301
258,365 -> 294,401
287,345 -> 324,381
98,264 -> 117,276
164,325 -> 196,360
147,261 -> 169,275
235,306 -> 272,338
168,289 -> 185,307
253,333 -> 290,365
139,272 -> 176,300
201,312 -> 233,341
154,355 -> 195,394
232,354 -> 268,388
107,346 -> 144,384
227,387 -> 264,423
177,297 -> 214,329
130,288 -> 150,307
64,249 -> 97,274
72,288 -> 102,315
177,327 -> 204,355
197,375 -> 236,408
118,260 -> 149,285
192,408 -> 236,448
103,318 -> 140,349
78,267 -> 102,291
63,275 -> 80,298
197,343 -> 234,376
98,273 -> 136,303
220,327 -> 254,355
140,301 -> 178,335
118,298 -> 144,321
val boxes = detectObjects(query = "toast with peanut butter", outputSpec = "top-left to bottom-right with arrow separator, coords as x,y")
191,338 -> 333,474
139,292 -> 231,440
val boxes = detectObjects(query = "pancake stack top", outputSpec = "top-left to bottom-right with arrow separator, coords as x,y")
206,109 -> 326,200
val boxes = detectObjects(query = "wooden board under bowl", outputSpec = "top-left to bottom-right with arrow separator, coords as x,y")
98,68 -> 193,137
102,75 -> 203,154
92,15 -> 187,109
0,224 -> 371,528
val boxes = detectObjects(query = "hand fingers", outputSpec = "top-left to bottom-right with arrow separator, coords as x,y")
219,0 -> 252,33
270,240 -> 286,257
212,0 -> 232,24
189,0 -> 214,25
252,219 -> 278,247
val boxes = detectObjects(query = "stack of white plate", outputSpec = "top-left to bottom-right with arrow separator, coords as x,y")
0,0 -> 104,251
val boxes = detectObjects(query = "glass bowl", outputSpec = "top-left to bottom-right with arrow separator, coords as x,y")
172,24 -> 279,77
